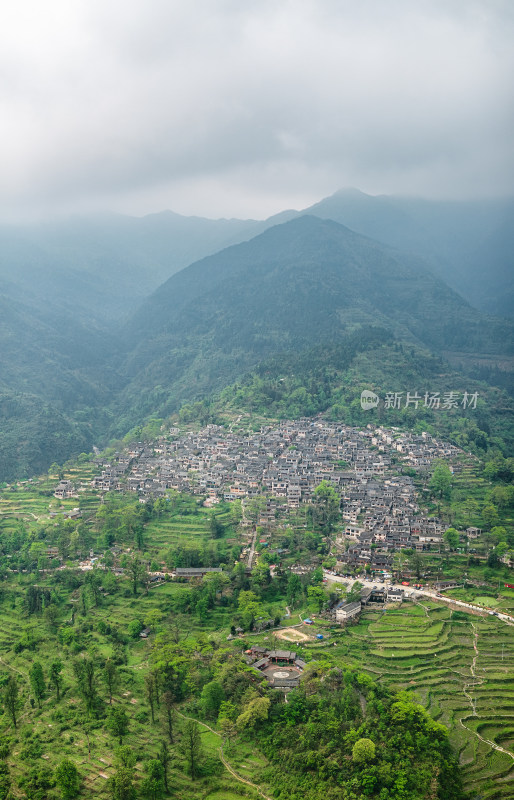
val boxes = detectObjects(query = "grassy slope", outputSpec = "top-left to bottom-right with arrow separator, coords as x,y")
0,452 -> 513,797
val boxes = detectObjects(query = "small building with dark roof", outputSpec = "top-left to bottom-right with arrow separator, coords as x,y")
335,601 -> 361,622
174,567 -> 222,578
268,650 -> 296,664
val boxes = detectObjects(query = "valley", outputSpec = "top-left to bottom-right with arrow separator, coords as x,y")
0,410 -> 512,798
0,190 -> 512,800
2,2 -> 512,797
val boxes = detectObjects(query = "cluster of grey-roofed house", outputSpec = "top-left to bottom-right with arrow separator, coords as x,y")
82,419 -> 460,567
331,584 -> 406,624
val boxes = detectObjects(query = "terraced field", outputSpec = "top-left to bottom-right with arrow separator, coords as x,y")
143,507 -> 235,557
338,603 -> 514,799
144,516 -> 210,552
0,462 -> 101,533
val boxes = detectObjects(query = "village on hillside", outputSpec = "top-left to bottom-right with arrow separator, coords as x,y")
51,419 -> 483,579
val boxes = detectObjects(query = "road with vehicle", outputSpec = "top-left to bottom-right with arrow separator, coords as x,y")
322,571 -> 514,625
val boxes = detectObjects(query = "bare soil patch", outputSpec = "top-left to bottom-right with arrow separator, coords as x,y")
275,627 -> 311,642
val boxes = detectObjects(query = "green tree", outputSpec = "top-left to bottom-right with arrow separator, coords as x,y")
409,551 -> 423,579
237,590 -> 264,630
158,741 -> 171,794
236,695 -> 271,731
209,514 -> 224,539
287,573 -> 303,608
44,603 -> 59,630
496,541 -> 509,558
490,485 -> 514,509
50,661 -> 63,701
482,503 -> 499,529
3,676 -> 19,729
127,619 -> 143,639
489,526 -> 507,545
73,656 -> 97,715
200,680 -> 225,719
128,556 -> 144,596
219,717 -> 238,750
443,528 -> 460,551
55,759 -> 80,800
307,585 -> 327,613
103,659 -> 118,705
85,570 -> 103,607
19,764 -> 54,799
310,480 -> 341,534
0,761 -> 10,800
140,759 -> 165,800
245,496 -> 267,524
109,765 -> 136,800
107,707 -> 130,745
461,498 -> 480,526
352,737 -> 376,763
29,661 -> 45,708
162,691 -> 175,743
179,719 -> 203,780
116,746 -> 136,768
347,581 -> 363,603
429,462 -> 453,501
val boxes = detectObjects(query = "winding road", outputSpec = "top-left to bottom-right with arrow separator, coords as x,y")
322,571 -> 514,626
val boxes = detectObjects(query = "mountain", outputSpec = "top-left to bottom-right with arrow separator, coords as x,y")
0,213 -> 265,324
1,206 -> 512,480
304,189 -> 514,317
0,277 -> 121,481
113,215 -> 513,431
1,190 -> 511,329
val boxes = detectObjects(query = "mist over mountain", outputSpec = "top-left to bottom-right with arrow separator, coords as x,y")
110,215 -> 513,432
0,213 -> 263,323
305,189 -> 514,317
0,189 -> 511,328
123,214 -> 511,354
0,196 -> 513,480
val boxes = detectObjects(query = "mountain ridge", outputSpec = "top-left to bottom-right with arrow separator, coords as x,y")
108,215 -> 513,437
1,201 -> 513,480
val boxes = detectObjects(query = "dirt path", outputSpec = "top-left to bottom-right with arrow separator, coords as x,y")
243,617 -> 306,638
459,716 -> 514,761
415,601 -> 431,618
247,527 -> 258,570
219,746 -> 274,800
462,622 -> 481,717
176,711 -> 274,799
0,655 -> 27,678
459,623 -> 514,761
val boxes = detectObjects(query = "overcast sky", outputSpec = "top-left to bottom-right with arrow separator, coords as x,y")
1,0 -> 513,221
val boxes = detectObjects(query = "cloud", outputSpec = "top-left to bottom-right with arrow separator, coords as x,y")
0,0 -> 512,219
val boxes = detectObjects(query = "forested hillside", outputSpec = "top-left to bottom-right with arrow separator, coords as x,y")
305,190 -> 514,317
0,210 -> 513,481
0,477 -> 475,800
111,216 -> 513,440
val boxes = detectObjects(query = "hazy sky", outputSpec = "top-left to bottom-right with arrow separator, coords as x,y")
1,0 -> 513,220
